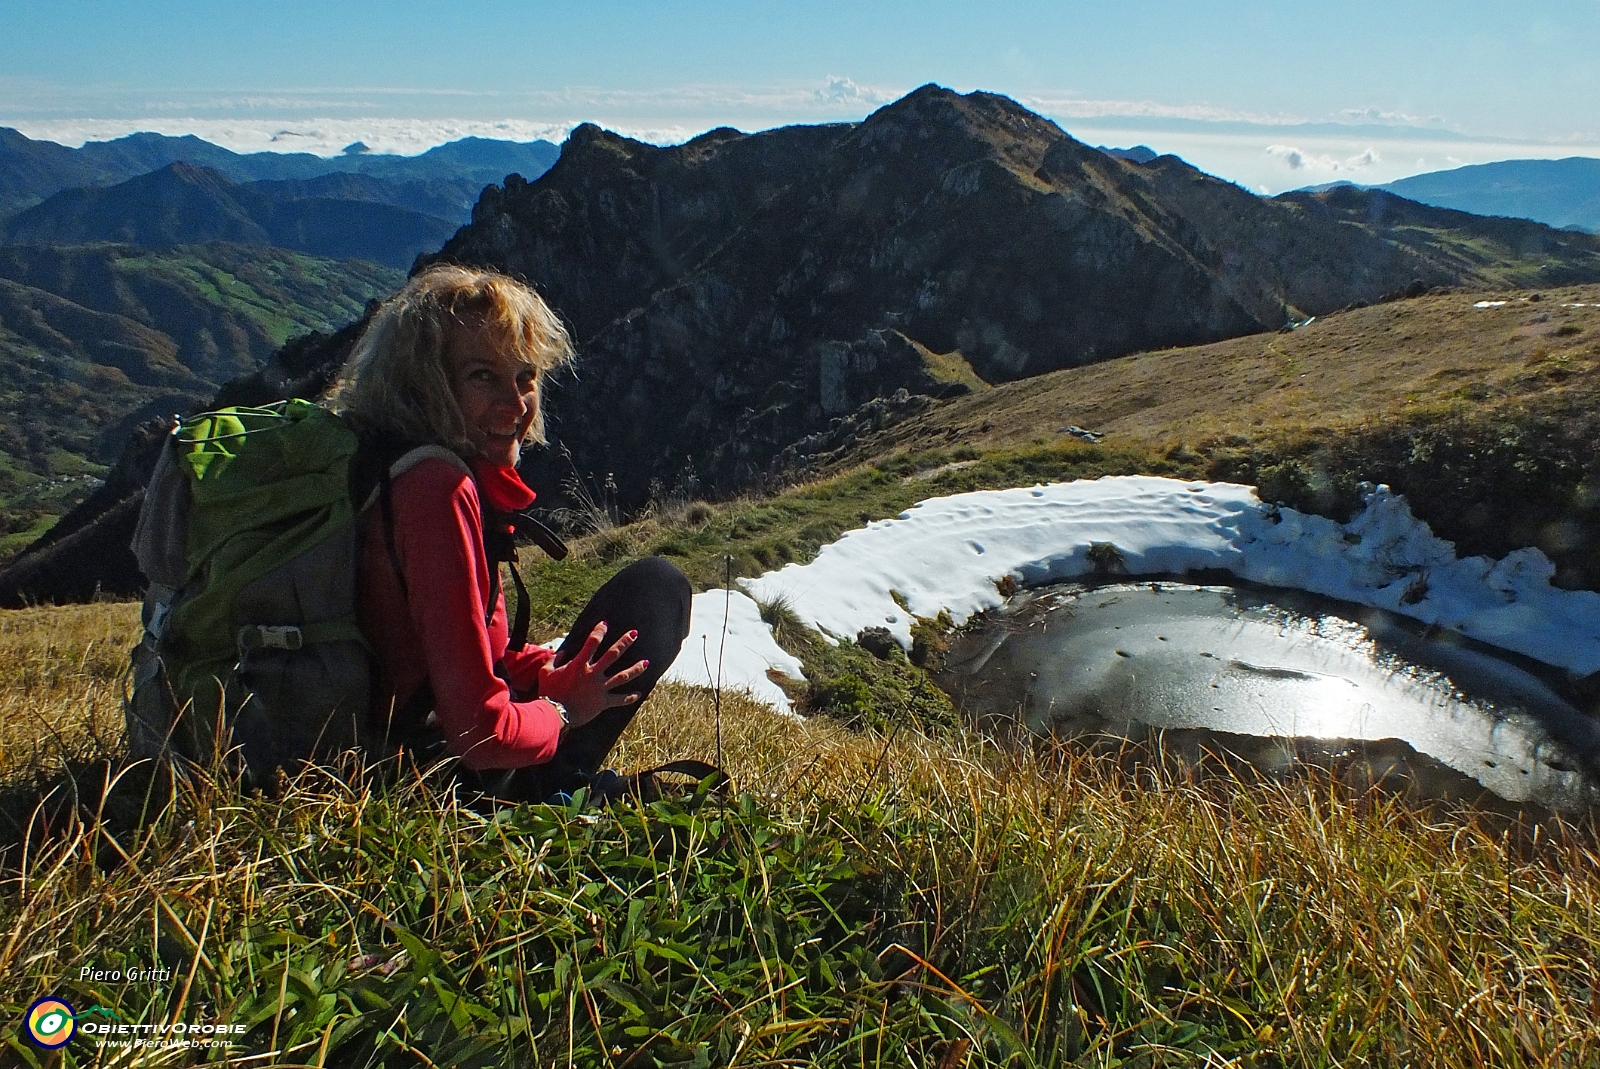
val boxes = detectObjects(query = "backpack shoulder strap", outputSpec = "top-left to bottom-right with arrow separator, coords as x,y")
389,444 -> 470,481
369,443 -> 472,595
629,760 -> 730,795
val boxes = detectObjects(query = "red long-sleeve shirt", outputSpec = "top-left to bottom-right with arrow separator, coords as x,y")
358,455 -> 561,770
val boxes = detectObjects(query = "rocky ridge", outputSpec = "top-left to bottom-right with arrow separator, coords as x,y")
6,85 -> 1600,605
430,85 -> 1600,510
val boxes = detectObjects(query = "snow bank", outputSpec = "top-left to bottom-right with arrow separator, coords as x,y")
659,476 -> 1600,711
728,476 -> 1600,695
661,589 -> 806,714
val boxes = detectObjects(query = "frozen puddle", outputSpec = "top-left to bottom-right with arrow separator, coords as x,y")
714,475 -> 1600,806
938,581 -> 1600,811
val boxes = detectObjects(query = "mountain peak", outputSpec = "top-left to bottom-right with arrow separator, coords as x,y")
149,160 -> 237,192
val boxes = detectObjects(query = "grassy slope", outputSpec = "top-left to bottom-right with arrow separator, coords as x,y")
109,245 -> 397,347
0,605 -> 1596,1066
827,283 -> 1600,458
3,284 -> 1600,1064
804,283 -> 1600,589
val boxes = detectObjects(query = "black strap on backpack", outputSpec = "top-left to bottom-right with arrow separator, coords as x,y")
510,512 -> 569,562
632,759 -> 728,792
482,508 -> 569,654
602,760 -> 730,804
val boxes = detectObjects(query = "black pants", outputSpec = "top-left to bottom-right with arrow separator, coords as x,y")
456,556 -> 692,803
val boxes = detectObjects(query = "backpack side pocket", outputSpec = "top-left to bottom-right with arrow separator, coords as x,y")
226,523 -> 378,779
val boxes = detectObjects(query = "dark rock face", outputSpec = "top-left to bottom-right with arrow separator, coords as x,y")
427,85 -> 1586,510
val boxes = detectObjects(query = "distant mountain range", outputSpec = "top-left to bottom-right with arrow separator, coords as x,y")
0,129 -> 558,556
0,128 -> 560,221
0,241 -> 400,559
7,86 -> 1600,603
1097,144 -> 1159,164
2,162 -> 459,269
1301,157 -> 1600,234
1380,157 -> 1600,233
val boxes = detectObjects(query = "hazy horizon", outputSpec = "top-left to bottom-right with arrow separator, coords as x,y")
6,1 -> 1599,194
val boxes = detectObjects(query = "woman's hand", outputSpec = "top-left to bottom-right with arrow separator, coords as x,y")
537,623 -> 649,730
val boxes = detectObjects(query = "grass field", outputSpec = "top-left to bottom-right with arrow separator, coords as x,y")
3,285 -> 1599,1065
1,568 -> 1597,1065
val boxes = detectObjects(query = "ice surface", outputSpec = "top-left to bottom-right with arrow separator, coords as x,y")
677,476 -> 1600,710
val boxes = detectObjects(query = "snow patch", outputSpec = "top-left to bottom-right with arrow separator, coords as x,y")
692,476 -> 1600,710
662,590 -> 806,715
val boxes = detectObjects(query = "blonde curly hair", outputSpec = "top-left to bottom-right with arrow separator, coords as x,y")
328,264 -> 575,454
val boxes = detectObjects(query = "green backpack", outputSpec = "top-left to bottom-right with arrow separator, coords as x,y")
127,400 -> 431,780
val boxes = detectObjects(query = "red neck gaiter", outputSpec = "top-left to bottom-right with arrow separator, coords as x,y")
469,457 -> 537,515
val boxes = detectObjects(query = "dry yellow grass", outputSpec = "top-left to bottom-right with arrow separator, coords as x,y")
841,284 -> 1600,459
622,680 -> 1600,1065
0,601 -> 137,775
2,600 -> 1599,1064
598,664 -> 1600,1059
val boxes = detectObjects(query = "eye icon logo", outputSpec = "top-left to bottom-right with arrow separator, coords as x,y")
26,997 -> 76,1048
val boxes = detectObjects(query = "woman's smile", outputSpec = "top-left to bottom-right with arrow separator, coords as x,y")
448,324 -> 540,466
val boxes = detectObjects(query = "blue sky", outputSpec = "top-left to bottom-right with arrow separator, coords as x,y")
3,1 -> 1598,192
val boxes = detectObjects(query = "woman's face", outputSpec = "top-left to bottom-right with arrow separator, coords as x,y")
447,322 -> 538,467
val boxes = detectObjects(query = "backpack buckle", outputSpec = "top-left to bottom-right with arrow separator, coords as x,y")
238,625 -> 304,655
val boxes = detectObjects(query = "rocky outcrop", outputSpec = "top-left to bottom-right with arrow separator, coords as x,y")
428,85 -> 1600,511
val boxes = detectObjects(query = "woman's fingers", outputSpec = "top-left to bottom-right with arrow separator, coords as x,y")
601,690 -> 644,711
603,657 -> 649,690
558,622 -> 607,673
547,625 -> 654,719
594,629 -> 638,669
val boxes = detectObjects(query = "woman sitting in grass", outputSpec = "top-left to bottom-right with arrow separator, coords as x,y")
330,264 -> 691,801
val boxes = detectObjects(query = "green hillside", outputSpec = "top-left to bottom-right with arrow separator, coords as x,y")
0,243 -> 399,558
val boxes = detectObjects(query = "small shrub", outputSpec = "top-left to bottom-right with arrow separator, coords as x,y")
804,636 -> 957,733
593,530 -> 636,563
757,594 -> 810,649
1256,459 -> 1313,505
909,609 -> 954,671
1086,541 -> 1126,576
812,671 -> 874,723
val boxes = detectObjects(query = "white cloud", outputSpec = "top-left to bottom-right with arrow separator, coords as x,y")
3,115 -> 723,155
1266,144 -> 1382,174
6,86 -> 1597,191
1340,106 -> 1442,126
814,76 -> 891,107
1024,94 -> 1300,125
1268,145 -> 1311,170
